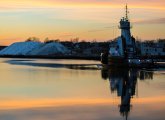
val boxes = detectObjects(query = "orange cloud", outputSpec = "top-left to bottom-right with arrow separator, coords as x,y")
0,0 -> 165,10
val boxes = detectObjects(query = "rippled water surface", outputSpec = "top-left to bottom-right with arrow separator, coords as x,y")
0,58 -> 164,120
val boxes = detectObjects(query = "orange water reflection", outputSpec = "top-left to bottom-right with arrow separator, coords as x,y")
0,96 -> 164,110
0,59 -> 164,120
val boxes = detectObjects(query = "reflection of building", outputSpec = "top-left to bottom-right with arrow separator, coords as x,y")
139,70 -> 153,80
101,68 -> 153,120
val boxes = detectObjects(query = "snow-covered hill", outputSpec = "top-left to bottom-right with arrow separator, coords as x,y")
0,41 -> 70,56
29,42 -> 70,55
0,41 -> 43,55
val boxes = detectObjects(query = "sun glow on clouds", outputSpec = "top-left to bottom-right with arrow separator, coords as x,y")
1,0 -> 165,9
0,0 -> 165,45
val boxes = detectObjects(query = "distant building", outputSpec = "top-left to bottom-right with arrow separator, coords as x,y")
140,40 -> 165,56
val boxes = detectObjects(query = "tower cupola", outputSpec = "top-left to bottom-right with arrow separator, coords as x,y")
119,4 -> 132,45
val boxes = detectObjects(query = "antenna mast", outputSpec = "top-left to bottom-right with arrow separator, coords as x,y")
125,4 -> 128,20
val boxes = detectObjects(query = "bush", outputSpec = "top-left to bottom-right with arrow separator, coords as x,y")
44,39 -> 60,44
25,37 -> 40,42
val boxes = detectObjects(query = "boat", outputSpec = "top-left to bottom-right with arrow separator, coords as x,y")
101,4 -> 154,68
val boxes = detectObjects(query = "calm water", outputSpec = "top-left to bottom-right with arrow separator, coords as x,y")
0,58 -> 164,120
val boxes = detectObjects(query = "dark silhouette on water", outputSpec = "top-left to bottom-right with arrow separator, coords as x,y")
101,68 -> 153,120
6,60 -> 100,70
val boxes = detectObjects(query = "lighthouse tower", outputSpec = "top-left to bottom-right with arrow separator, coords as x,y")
119,4 -> 135,58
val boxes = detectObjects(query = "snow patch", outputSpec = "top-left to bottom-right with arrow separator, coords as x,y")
0,41 -> 70,56
0,41 -> 43,55
29,42 -> 70,55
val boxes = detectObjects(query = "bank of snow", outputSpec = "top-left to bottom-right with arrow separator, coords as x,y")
0,41 -> 43,55
0,41 -> 70,56
29,42 -> 70,55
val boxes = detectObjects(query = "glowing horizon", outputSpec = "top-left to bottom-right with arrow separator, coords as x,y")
0,0 -> 165,45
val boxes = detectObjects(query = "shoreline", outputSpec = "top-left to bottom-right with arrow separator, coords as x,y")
0,55 -> 164,62
0,55 -> 101,61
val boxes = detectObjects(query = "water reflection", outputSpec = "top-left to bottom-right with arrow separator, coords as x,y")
0,59 -> 164,120
6,59 -> 100,70
101,68 -> 153,119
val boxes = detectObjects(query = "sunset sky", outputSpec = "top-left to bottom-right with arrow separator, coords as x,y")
0,0 -> 165,45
